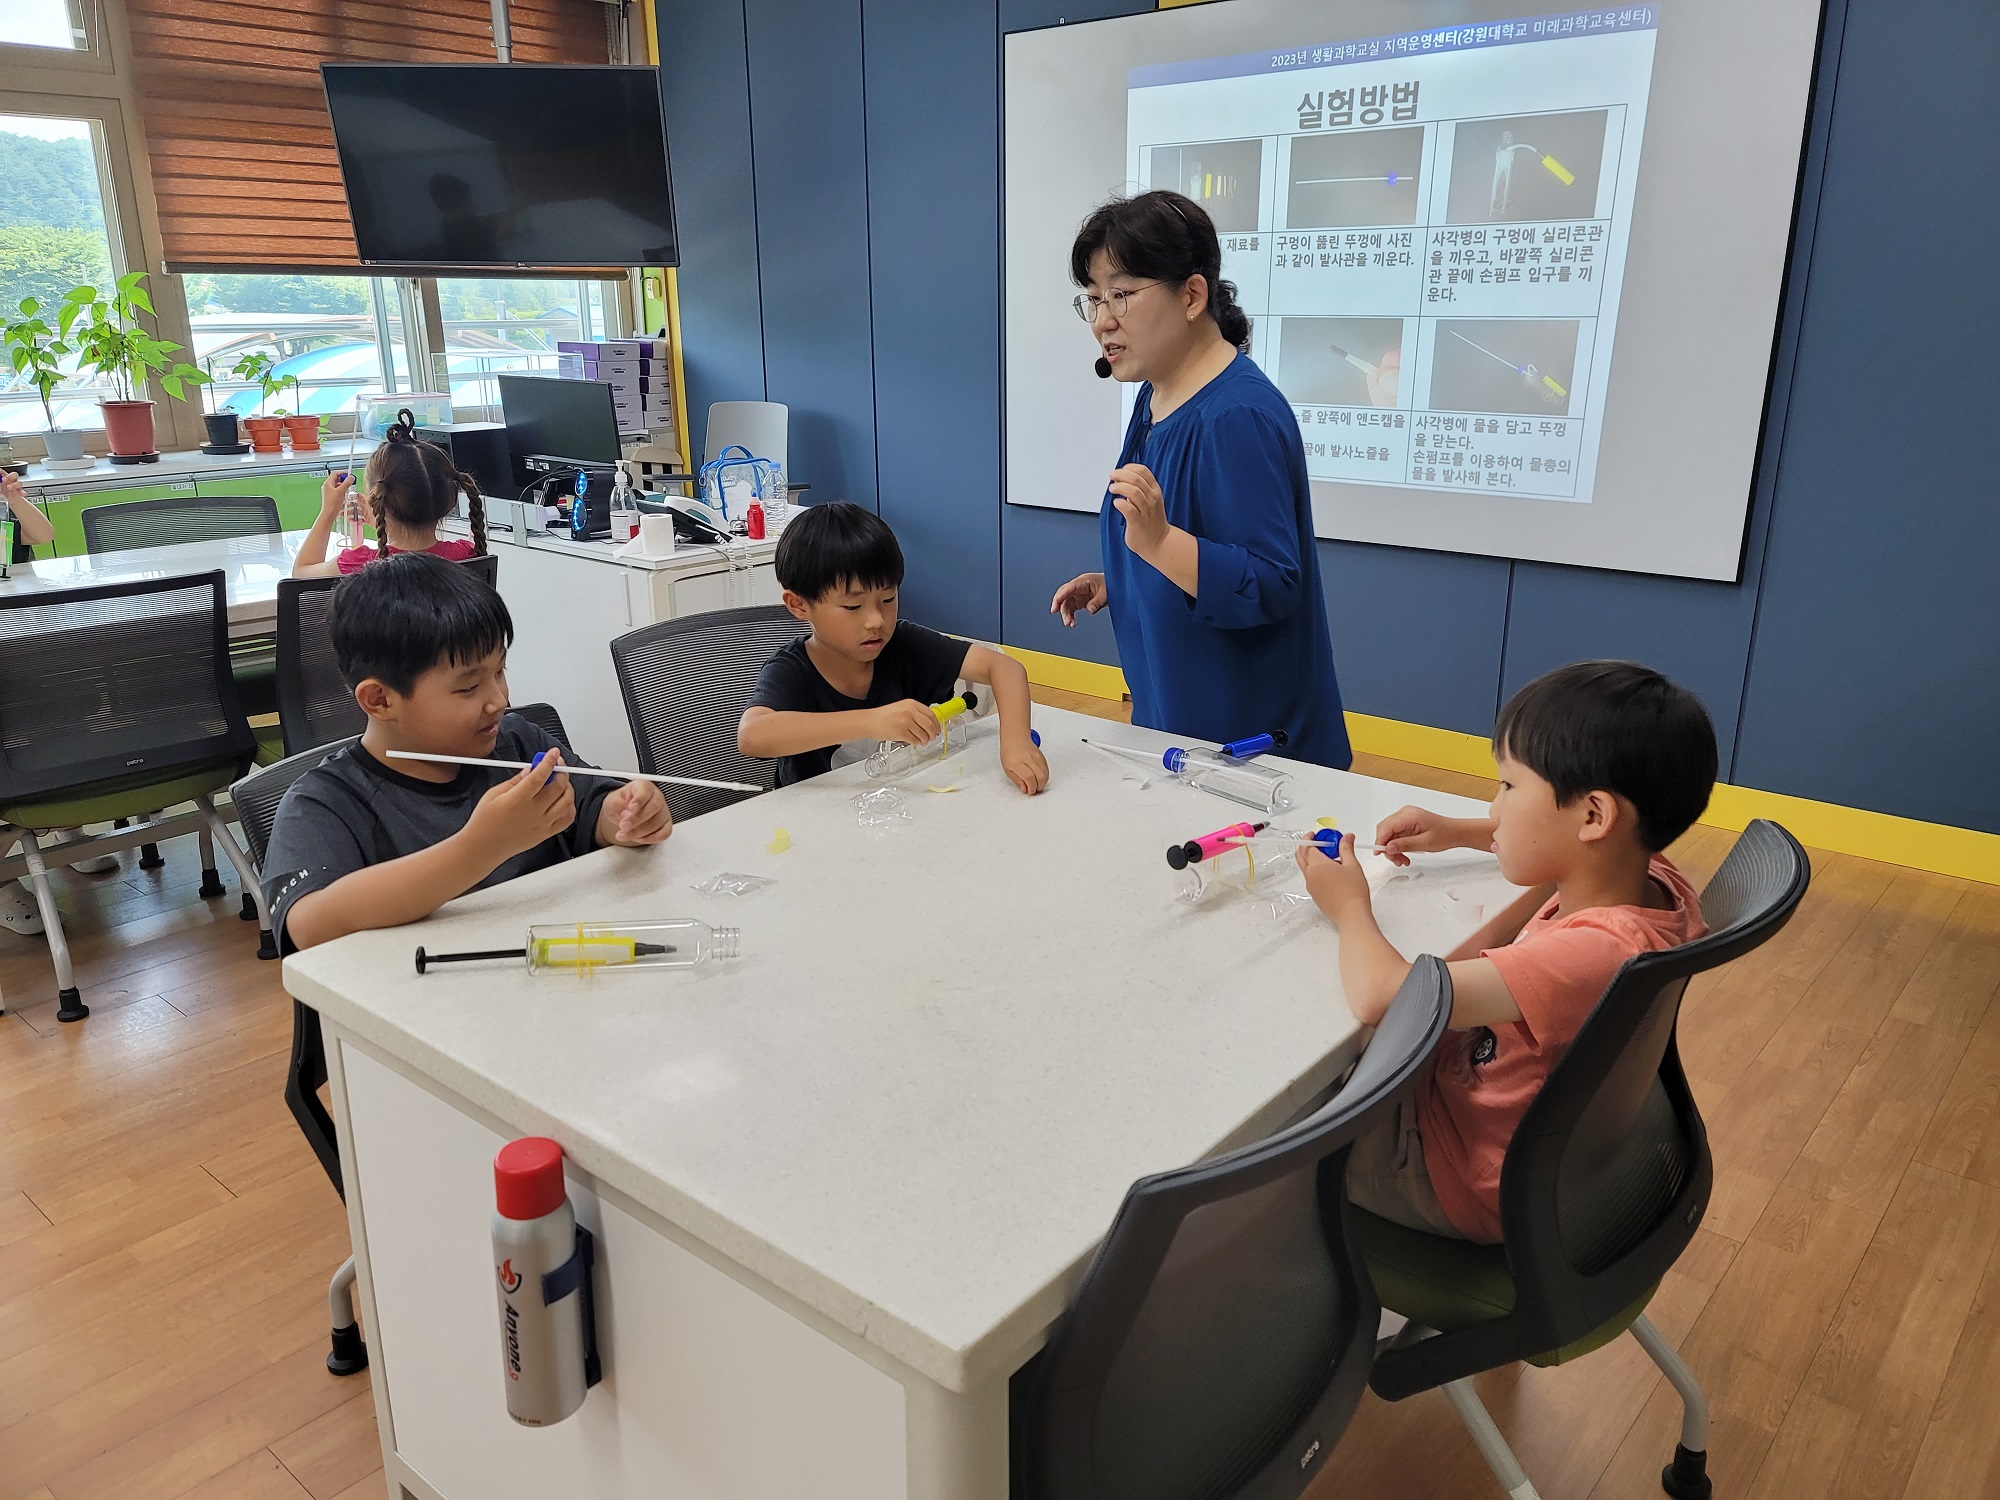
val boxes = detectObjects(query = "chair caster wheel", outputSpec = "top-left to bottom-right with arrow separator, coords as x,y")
328,1322 -> 368,1376
1662,1445 -> 1711,1500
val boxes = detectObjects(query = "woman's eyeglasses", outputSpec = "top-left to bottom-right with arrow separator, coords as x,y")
1071,282 -> 1163,323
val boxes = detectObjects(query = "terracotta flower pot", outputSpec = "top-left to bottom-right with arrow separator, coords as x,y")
244,416 -> 284,454
99,400 -> 157,458
281,415 -> 322,452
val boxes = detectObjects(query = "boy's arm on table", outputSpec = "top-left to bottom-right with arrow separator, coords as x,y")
1298,833 -> 1536,1032
958,645 -> 1049,795
737,701 -> 941,758
285,754 -> 576,950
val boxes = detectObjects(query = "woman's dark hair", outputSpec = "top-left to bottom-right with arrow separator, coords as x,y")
1493,660 -> 1718,852
1069,189 -> 1251,349
362,409 -> 488,556
772,501 -> 904,602
331,551 -> 513,694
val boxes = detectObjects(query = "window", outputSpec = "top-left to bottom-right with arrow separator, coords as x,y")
187,273 -> 411,424
0,110 -> 120,437
0,0 -> 86,51
437,277 -> 615,415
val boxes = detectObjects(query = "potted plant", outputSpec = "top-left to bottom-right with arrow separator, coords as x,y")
231,352 -> 297,454
62,272 -> 209,461
2,298 -> 86,463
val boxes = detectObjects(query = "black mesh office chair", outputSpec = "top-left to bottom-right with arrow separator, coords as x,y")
1012,957 -> 1455,1499
0,571 -> 268,1019
1357,820 -> 1811,1500
275,555 -> 503,757
610,605 -> 809,822
274,578 -> 360,756
81,493 -> 280,553
230,736 -> 365,1374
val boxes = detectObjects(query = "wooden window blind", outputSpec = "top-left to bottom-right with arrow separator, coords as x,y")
124,0 -> 613,274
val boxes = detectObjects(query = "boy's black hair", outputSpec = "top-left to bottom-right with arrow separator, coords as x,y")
772,500 -> 905,601
1493,660 -> 1717,852
330,551 -> 513,695
1069,189 -> 1252,349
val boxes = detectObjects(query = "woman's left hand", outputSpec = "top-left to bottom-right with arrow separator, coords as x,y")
1108,463 -> 1169,557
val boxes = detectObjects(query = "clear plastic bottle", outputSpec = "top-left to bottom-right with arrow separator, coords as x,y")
340,474 -> 368,550
1161,747 -> 1296,815
864,690 -> 979,780
609,464 -> 639,543
524,920 -> 740,975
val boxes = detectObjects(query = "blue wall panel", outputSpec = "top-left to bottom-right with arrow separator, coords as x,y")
1321,542 -> 1513,737
744,0 -> 878,503
1731,0 -> 2000,833
860,0 -> 1004,639
1001,506 -> 1119,665
655,0 -> 765,448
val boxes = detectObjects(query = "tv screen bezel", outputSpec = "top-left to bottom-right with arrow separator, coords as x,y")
320,61 -> 681,271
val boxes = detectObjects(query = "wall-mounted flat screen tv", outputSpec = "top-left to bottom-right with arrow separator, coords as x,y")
322,63 -> 679,268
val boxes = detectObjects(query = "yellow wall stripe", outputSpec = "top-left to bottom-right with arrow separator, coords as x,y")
1010,649 -> 2000,884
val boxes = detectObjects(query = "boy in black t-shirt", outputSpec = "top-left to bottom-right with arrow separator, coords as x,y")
739,502 -> 1049,794
262,554 -> 672,952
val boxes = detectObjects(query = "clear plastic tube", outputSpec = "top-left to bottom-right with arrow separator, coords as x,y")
865,691 -> 979,780
1171,754 -> 1295,816
524,920 -> 740,975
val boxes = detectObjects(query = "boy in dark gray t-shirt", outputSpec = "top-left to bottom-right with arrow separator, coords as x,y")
261,554 -> 672,954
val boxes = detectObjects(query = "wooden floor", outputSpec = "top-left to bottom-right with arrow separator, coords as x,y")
3,686 -> 1997,1500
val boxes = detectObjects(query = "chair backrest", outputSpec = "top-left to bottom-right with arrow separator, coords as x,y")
1501,819 -> 1810,1339
703,400 -> 788,472
0,570 -> 255,804
275,576 -> 363,756
461,550 -> 499,588
508,701 -> 572,755
1014,958 -> 1454,1500
231,735 -> 359,867
82,493 -> 279,554
609,604 -> 809,821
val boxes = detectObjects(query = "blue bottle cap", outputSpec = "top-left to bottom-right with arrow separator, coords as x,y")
1162,747 -> 1187,773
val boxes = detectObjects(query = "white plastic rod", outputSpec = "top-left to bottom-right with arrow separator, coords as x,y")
384,751 -> 760,794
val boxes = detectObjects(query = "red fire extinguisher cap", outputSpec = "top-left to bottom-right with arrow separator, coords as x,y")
495,1137 -> 566,1220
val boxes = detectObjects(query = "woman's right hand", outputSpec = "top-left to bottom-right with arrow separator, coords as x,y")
1050,572 -> 1108,627
320,470 -> 354,518
1375,806 -> 1485,866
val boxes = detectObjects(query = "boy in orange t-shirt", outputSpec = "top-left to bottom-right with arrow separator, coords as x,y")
1296,660 -> 1717,1243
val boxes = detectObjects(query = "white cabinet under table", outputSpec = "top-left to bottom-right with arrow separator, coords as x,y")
284,707 -> 1517,1499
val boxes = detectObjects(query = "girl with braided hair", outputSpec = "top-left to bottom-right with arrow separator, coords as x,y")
292,410 -> 489,578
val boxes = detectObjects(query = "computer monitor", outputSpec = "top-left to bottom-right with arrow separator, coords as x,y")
498,376 -> 622,467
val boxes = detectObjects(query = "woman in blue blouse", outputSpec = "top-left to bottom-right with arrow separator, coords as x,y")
1050,190 -> 1351,769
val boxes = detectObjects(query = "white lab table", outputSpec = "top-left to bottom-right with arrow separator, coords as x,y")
0,528 -> 308,638
282,707 -> 1519,1500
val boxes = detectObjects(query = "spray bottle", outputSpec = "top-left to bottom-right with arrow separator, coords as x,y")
492,1138 -> 598,1426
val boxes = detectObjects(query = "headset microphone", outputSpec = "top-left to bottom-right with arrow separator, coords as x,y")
1094,356 -> 1113,378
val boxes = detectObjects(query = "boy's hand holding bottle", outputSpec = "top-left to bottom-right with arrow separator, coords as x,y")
1296,832 -> 1373,924
464,751 -> 576,865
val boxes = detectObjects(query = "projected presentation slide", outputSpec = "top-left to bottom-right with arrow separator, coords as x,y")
1128,13 -> 1656,503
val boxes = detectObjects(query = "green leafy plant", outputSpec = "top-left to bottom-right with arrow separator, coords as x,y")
61,271 -> 209,404
2,296 -> 72,433
229,350 -> 299,418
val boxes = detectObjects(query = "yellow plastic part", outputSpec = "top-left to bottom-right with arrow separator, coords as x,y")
1541,373 -> 1569,398
531,927 -> 638,971
766,827 -> 791,854
1540,153 -> 1577,186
